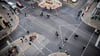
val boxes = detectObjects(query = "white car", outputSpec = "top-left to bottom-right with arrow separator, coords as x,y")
71,0 -> 78,3
7,2 -> 21,13
8,2 -> 17,10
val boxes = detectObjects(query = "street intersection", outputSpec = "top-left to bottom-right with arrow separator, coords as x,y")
0,0 -> 100,56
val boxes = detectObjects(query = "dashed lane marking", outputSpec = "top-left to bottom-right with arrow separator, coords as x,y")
58,22 -> 82,47
81,30 -> 95,56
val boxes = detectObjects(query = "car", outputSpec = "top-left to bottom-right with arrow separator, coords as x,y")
8,2 -> 17,10
7,2 -> 20,13
16,1 -> 23,8
71,0 -> 78,3
0,0 -> 7,4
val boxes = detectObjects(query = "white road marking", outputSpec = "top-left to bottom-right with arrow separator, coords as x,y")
20,6 -> 26,10
58,23 -> 81,47
81,30 -> 95,56
8,36 -> 26,56
26,17 -> 55,33
60,24 -> 90,37
8,36 -> 14,42
67,22 -> 82,41
19,24 -> 45,55
59,25 -> 64,47
31,42 -> 45,55
37,40 -> 53,53
19,24 -> 27,32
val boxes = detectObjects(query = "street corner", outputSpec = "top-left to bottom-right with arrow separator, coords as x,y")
12,33 -> 38,52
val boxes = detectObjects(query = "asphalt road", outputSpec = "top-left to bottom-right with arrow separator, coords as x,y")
0,0 -> 100,56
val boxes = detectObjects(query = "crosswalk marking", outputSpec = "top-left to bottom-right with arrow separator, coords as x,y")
31,42 -> 45,55
37,40 -> 52,53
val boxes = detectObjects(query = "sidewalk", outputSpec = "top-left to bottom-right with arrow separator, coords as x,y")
0,5 -> 19,40
81,2 -> 100,29
0,32 -> 48,56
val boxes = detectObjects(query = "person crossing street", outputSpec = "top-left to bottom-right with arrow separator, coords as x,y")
55,31 -> 59,38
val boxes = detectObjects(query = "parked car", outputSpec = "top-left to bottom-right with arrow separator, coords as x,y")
71,0 -> 78,3
7,2 -> 20,13
8,2 -> 17,10
16,1 -> 23,8
0,0 -> 7,4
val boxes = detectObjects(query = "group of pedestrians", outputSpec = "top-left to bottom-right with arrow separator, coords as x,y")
40,11 -> 50,18
20,31 -> 36,45
55,32 -> 86,53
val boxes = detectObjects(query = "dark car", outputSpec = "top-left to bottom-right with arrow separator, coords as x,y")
16,1 -> 23,8
0,0 -> 7,4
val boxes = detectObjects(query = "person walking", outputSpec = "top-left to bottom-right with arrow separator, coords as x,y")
59,46 -> 62,49
30,3 -> 33,6
29,36 -> 33,42
40,12 -> 43,16
46,14 -> 50,18
64,50 -> 70,55
20,38 -> 23,43
82,46 -> 86,50
55,31 -> 59,37
63,38 -> 68,43
50,8 -> 52,11
78,10 -> 82,16
74,34 -> 78,39
27,31 -> 30,34
25,13 -> 27,17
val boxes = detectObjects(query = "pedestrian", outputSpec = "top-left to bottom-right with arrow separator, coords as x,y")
64,50 -> 67,53
63,38 -> 68,43
74,34 -> 78,39
30,3 -> 33,6
82,12 -> 84,16
59,46 -> 62,49
29,42 -> 31,45
18,9 -> 21,14
29,36 -> 33,42
55,31 -> 59,37
44,7 -> 47,11
27,31 -> 30,34
25,38 -> 28,42
55,13 -> 58,16
46,14 -> 50,18
65,38 -> 68,40
78,10 -> 82,16
42,7 -> 47,11
40,12 -> 43,16
25,13 -> 27,17
50,8 -> 52,11
6,22 -> 10,28
82,46 -> 86,50
64,50 -> 70,55
20,38 -> 23,43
